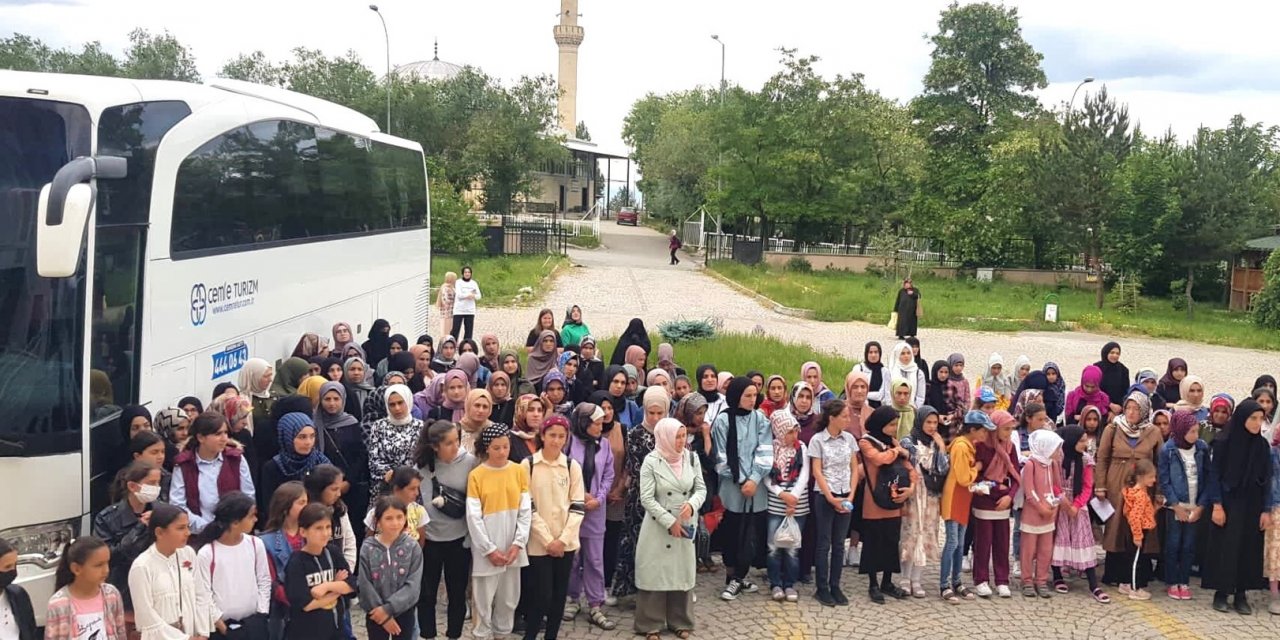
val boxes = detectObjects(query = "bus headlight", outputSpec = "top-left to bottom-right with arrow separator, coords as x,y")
0,518 -> 77,570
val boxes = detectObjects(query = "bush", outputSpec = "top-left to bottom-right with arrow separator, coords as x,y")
430,190 -> 485,254
1252,251 -> 1280,329
657,318 -> 716,343
1170,279 -> 1188,311
785,255 -> 813,273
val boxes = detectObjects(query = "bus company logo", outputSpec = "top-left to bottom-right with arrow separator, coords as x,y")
212,341 -> 250,379
190,284 -> 208,326
189,279 -> 259,326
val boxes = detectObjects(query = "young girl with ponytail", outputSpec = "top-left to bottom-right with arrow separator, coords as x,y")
44,536 -> 128,640
195,491 -> 271,639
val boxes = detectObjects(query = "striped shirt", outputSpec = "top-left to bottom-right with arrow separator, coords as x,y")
766,441 -> 811,517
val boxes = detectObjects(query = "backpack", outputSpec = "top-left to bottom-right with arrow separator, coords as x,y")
863,436 -> 912,511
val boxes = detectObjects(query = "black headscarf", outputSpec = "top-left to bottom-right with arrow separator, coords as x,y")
1158,358 -> 1187,404
724,376 -> 754,484
1094,341 -> 1130,406
417,334 -> 433,347
1012,370 -> 1050,415
601,365 -> 628,419
925,360 -> 950,414
909,405 -> 939,446
904,337 -> 927,373
695,364 -> 720,404
609,318 -> 651,366
118,405 -> 152,443
1253,374 -> 1277,393
571,402 -> 602,491
863,341 -> 885,393
744,370 -> 764,408
362,319 -> 393,367
864,405 -> 899,447
1213,398 -> 1270,493
1058,425 -> 1087,497
179,395 -> 205,414
587,390 -> 619,435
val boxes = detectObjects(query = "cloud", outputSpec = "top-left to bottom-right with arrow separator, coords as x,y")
0,0 -> 78,5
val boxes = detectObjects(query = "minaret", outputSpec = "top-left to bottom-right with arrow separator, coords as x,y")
553,0 -> 584,134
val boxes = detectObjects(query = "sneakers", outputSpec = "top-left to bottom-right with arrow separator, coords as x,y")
604,595 -> 618,607
1267,597 -> 1280,615
831,586 -> 849,606
740,579 -> 759,593
910,582 -> 927,598
1167,586 -> 1181,601
974,582 -> 993,598
771,586 -> 785,601
1036,584 -> 1052,599
1011,560 -> 1021,579
996,584 -> 1012,598
720,579 -> 747,601
1128,588 -> 1152,601
1022,584 -> 1036,598
1180,585 -> 1193,600
784,588 -> 799,603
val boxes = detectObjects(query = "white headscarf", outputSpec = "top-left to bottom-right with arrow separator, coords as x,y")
1028,428 -> 1063,466
892,341 -> 920,400
383,384 -> 413,426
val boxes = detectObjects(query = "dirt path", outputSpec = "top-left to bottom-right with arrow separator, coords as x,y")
463,224 -> 1272,397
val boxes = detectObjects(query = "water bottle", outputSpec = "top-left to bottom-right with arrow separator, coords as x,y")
841,500 -> 853,512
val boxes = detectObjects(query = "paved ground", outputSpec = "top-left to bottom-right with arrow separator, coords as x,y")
459,223 -> 1274,397
356,554 -> 1277,639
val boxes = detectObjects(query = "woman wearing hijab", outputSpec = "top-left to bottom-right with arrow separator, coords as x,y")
1012,355 -> 1032,389
785,382 -> 821,445
429,336 -> 458,375
498,348 -> 537,398
361,358 -> 412,429
858,405 -> 917,602
488,371 -> 516,427
889,378 -> 917,440
655,343 -> 684,380
924,361 -> 953,437
888,343 -> 925,409
559,352 -> 589,405
760,375 -> 789,418
577,336 -> 606,396
1174,375 -> 1209,422
904,337 -> 928,375
449,265 -> 480,342
296,374 -> 328,409
455,352 -> 489,389
331,321 -> 354,355
364,384 -> 424,502
417,369 -> 470,423
1202,393 -> 1235,443
673,392 -> 716,571
361,319 -> 392,368
314,381 -> 368,524
259,411 -> 331,515
373,333 -> 410,385
1095,391 -> 1162,587
291,332 -> 330,359
1158,358 -> 1188,406
1203,399 -> 1273,614
801,361 -> 837,406
564,403 -> 617,630
711,377 -> 772,600
1066,365 -> 1112,427
522,330 -> 559,391
341,357 -> 374,422
899,406 -> 949,598
852,342 -> 887,409
561,305 -> 591,348
694,365 -> 727,426
610,318 -> 651,366
634,417 -> 705,640
1042,362 -> 1067,425
1253,386 -> 1278,443
978,353 -> 1015,411
1011,370 -> 1050,419
591,390 -> 629,592
843,372 -> 874,440
893,278 -> 921,339
611,386 -> 670,600
1095,342 -> 1130,415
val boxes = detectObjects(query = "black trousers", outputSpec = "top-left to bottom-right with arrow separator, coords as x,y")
449,314 -> 475,342
418,537 -> 470,639
721,511 -> 764,584
669,248 -> 679,264
524,553 -> 576,640
604,519 -> 623,589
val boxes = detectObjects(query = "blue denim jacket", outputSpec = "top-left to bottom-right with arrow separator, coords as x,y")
1269,446 -> 1280,511
1157,439 -> 1210,507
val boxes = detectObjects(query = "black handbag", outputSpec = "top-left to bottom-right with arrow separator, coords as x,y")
864,437 -> 912,511
431,475 -> 467,519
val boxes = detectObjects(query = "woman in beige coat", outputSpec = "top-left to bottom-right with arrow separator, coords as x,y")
1095,391 -> 1163,587
634,418 -> 706,640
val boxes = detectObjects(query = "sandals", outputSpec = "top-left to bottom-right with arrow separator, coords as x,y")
562,600 -> 580,621
588,607 -> 617,631
953,584 -> 977,600
646,634 -> 662,640
941,588 -> 962,604
674,631 -> 692,639
1091,588 -> 1112,604
1054,580 -> 1069,594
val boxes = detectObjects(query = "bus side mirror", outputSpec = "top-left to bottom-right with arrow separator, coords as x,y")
36,156 -> 127,278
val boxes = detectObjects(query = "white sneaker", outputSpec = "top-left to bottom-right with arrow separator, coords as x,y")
975,582 -> 993,598
996,584 -> 1012,598
962,555 -> 973,573
1011,560 -> 1021,579
604,596 -> 618,607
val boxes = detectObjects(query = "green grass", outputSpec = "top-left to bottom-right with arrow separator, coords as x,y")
567,228 -> 601,249
432,254 -> 567,307
710,261 -> 1280,351
593,332 -> 856,391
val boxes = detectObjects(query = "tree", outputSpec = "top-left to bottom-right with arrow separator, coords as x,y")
218,51 -> 286,86
121,29 -> 200,81
1172,116 -> 1278,316
1252,249 -> 1280,329
574,121 -> 591,141
608,186 -> 634,211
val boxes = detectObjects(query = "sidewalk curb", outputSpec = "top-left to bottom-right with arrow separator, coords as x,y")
701,266 -> 816,320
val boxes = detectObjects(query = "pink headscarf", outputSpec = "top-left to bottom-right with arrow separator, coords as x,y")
654,417 -> 685,479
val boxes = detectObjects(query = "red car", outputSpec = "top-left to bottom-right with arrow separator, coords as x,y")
616,207 -> 639,226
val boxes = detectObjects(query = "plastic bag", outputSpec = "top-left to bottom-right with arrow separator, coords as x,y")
887,311 -> 899,330
773,515 -> 802,549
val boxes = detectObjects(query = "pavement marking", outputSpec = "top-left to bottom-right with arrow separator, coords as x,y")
1117,596 -> 1200,639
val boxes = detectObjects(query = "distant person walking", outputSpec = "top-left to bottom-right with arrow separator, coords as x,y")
893,278 -> 921,340
669,231 -> 683,266
437,271 -> 457,338
451,266 -> 481,343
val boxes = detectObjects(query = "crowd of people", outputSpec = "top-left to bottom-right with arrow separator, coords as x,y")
6,300 -> 1280,640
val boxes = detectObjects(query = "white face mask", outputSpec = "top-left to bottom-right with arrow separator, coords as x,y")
134,484 -> 161,504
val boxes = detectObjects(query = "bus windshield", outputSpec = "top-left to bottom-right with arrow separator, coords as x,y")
0,97 -> 90,457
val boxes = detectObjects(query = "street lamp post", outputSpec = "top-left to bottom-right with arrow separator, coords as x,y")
369,4 -> 391,134
1068,76 -> 1095,114
710,35 -> 725,239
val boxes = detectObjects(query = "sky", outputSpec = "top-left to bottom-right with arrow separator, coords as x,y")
5,0 -> 1280,181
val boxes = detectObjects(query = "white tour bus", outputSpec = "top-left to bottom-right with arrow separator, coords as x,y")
0,70 -> 430,621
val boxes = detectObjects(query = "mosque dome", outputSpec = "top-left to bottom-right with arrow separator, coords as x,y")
393,41 -> 462,82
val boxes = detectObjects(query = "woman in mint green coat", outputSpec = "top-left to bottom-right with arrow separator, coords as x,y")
634,417 -> 706,639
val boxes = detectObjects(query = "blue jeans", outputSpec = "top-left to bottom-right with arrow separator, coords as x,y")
1011,508 -> 1022,557
813,498 -> 852,592
766,513 -> 806,589
1164,511 -> 1197,585
940,520 -> 967,591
